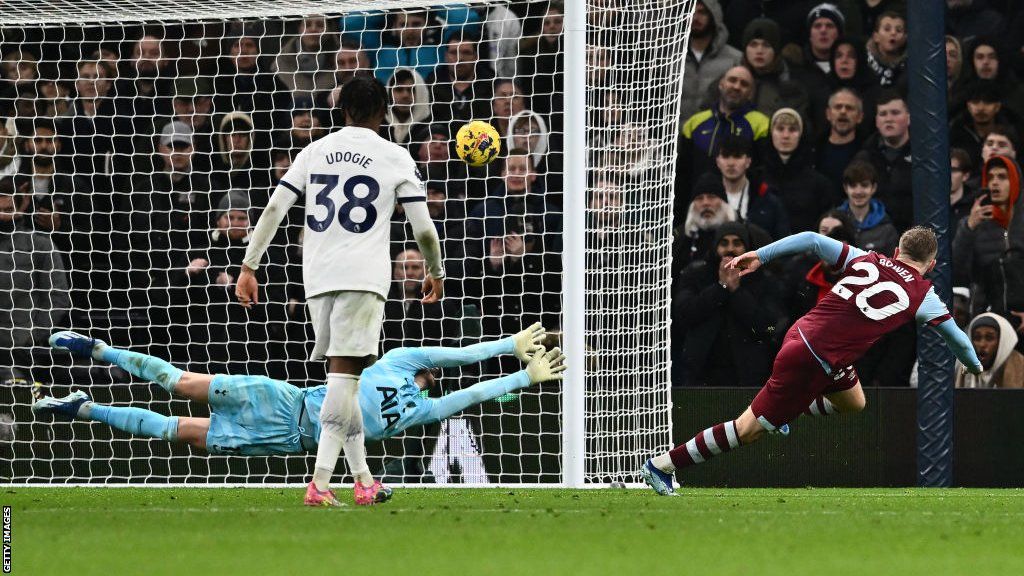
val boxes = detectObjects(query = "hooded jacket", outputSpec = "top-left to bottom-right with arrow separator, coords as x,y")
505,110 -> 550,168
838,197 -> 899,255
680,0 -> 742,121
953,155 -> 1023,313
956,313 -> 1024,388
385,67 -> 432,146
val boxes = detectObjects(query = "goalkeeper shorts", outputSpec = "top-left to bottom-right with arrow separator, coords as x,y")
205,374 -> 305,456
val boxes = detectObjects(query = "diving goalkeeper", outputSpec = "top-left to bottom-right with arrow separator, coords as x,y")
33,324 -> 563,488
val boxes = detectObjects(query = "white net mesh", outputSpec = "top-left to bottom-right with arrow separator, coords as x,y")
0,0 -> 686,485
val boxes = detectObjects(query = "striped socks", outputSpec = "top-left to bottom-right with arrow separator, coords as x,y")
662,420 -> 741,472
804,396 -> 837,417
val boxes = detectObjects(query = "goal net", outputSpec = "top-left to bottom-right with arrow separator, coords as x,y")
0,0 -> 691,486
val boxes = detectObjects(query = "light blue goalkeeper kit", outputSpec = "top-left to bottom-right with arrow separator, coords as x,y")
205,337 -> 530,455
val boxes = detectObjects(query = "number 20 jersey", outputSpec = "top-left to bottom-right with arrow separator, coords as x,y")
794,246 -> 950,370
280,126 -> 425,299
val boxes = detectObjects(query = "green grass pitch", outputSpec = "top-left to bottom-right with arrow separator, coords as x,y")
5,487 -> 1023,575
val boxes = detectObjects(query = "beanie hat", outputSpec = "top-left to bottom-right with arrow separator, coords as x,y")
742,18 -> 782,53
807,3 -> 845,32
771,107 -> 804,134
714,221 -> 752,249
691,172 -> 727,202
217,191 -> 251,219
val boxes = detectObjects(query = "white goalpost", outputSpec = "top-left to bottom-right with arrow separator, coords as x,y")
0,0 -> 693,486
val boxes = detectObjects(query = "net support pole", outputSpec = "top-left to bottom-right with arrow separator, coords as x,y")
561,0 -> 587,488
909,0 -> 955,487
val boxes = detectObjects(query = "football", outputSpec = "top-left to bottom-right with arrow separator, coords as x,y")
455,120 -> 501,166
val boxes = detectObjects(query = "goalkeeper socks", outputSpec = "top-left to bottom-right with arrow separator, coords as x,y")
663,420 -> 740,472
803,396 -> 836,417
82,403 -> 179,441
312,373 -> 371,490
99,346 -> 184,394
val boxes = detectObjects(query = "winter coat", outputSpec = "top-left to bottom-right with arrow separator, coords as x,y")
273,35 -> 338,99
854,134 -> 913,231
674,255 -> 785,386
385,67 -> 432,146
839,198 -> 900,255
679,0 -> 742,121
956,313 -> 1024,388
760,146 -> 840,233
0,219 -> 70,350
733,178 -> 791,242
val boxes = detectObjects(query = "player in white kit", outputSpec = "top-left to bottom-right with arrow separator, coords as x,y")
235,76 -> 445,506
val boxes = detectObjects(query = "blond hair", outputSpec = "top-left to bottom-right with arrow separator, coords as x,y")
898,226 -> 938,263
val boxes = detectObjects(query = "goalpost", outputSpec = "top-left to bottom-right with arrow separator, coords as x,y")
0,0 -> 693,486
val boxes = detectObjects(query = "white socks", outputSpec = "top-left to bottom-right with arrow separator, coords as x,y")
651,453 -> 675,473
312,373 -> 372,491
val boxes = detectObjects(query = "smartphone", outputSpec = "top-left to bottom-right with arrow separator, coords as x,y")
978,188 -> 992,207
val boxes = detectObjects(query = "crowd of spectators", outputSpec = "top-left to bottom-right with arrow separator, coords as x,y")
672,0 -> 1024,389
1,1 -> 1022,390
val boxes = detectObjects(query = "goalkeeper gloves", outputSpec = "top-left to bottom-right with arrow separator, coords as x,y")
526,346 -> 567,384
512,322 -> 546,362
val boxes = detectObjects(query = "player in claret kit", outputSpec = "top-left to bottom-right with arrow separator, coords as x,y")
233,76 -> 445,506
640,227 -> 983,495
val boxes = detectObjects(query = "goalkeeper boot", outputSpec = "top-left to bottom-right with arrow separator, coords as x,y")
49,331 -> 105,359
353,479 -> 392,506
639,459 -> 678,497
32,390 -> 91,421
304,482 -> 343,508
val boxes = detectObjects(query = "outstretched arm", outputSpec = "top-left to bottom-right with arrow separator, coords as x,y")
386,323 -> 547,371
934,319 -> 983,374
729,231 -> 867,277
916,289 -> 983,374
425,347 -> 566,422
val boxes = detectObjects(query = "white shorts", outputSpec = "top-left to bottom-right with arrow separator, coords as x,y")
306,290 -> 385,361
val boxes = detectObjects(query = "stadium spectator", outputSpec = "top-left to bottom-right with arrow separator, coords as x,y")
61,59 -> 114,186
679,0 -> 742,122
279,106 -> 326,152
385,67 -> 431,147
480,3 -> 523,79
164,76 -> 216,174
837,160 -> 899,254
274,15 -> 338,102
864,11 -> 907,87
430,32 -> 495,125
15,116 -> 75,248
788,3 -> 845,118
854,90 -> 913,231
811,37 -> 878,135
674,221 -> 785,387
0,49 -> 38,100
760,107 -> 838,233
956,313 -> 1024,388
408,122 -> 476,202
0,121 -> 18,178
110,34 -> 175,152
390,176 -> 467,283
463,214 -> 562,376
779,209 -> 858,320
490,78 -> 528,139
0,177 -> 69,380
946,35 -> 966,110
950,81 -> 1008,165
950,147 -> 977,226
946,1 -> 1006,44
980,125 -> 1019,164
177,192 -> 265,373
672,172 -> 736,277
212,112 -> 271,207
320,41 -> 372,117
954,155 -> 1023,316
815,87 -> 865,191
340,7 -> 482,84
714,136 -> 789,241
586,177 -> 626,270
738,18 -> 810,122
465,148 -> 561,259
517,1 -> 564,119
382,248 -> 461,352
214,22 -> 293,148
679,65 -> 769,194
508,109 -> 561,197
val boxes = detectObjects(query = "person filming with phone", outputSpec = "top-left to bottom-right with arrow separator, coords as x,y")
954,155 -> 1023,317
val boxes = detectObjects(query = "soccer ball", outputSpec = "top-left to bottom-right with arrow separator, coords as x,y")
455,121 -> 501,167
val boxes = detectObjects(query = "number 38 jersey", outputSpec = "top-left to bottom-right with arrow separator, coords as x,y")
794,246 -> 952,371
278,126 -> 425,299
